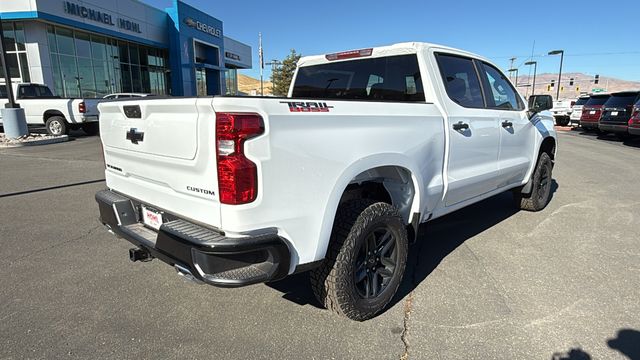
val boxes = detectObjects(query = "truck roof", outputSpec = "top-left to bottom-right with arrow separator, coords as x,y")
297,42 -> 492,68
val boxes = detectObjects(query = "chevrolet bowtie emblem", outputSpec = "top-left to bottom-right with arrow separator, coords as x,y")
126,128 -> 144,144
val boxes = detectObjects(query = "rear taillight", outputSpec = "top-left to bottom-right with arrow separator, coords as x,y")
216,113 -> 264,205
629,108 -> 640,126
79,101 -> 86,113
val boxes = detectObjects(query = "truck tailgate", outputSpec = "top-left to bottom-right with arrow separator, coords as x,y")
98,98 -> 221,228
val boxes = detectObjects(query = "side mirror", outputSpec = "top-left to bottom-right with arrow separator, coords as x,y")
528,95 -> 553,113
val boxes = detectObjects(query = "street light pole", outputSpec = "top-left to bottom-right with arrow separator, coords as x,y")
548,50 -> 564,100
508,68 -> 518,87
525,61 -> 537,96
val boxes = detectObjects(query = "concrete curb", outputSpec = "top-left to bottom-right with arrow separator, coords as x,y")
0,135 -> 69,148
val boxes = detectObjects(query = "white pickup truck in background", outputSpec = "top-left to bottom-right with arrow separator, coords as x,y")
0,83 -> 101,136
551,98 -> 576,126
95,42 -> 557,320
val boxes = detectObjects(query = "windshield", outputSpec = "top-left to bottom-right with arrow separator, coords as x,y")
604,93 -> 639,108
292,54 -> 425,102
585,95 -> 610,106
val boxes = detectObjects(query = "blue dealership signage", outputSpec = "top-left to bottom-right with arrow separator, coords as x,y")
63,1 -> 142,33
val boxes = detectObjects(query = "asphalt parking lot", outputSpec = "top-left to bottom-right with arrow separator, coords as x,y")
1,130 -> 639,359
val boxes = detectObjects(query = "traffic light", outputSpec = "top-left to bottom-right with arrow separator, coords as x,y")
547,85 -> 551,91
569,78 -> 574,86
561,86 -> 564,92
550,80 -> 555,88
595,74 -> 600,84
576,86 -> 580,92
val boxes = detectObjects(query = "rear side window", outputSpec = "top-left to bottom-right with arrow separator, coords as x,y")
575,97 -> 589,106
480,62 -> 523,110
435,54 -> 484,108
292,54 -> 425,102
604,93 -> 640,107
585,96 -> 610,106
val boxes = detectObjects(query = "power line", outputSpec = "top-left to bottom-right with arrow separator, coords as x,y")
492,51 -> 640,59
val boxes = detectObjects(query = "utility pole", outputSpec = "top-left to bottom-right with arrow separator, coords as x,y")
265,59 -> 282,73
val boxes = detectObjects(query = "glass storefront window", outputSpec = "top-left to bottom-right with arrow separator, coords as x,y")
50,54 -> 64,96
59,54 -> 80,98
14,22 -> 26,51
90,35 -> 107,61
78,58 -> 96,97
47,25 -> 58,53
56,28 -> 75,56
224,69 -> 238,95
118,42 -> 129,63
44,24 -> 169,97
2,23 -> 16,52
19,53 -> 30,82
75,32 -> 92,58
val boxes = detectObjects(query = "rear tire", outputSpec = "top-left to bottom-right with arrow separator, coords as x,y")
311,200 -> 408,321
45,116 -> 68,136
82,122 -> 99,136
514,152 -> 553,211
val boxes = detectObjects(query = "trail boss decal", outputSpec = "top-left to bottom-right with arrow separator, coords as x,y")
280,101 -> 334,112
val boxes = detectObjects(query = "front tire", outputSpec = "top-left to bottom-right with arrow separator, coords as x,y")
311,200 -> 408,321
514,152 -> 553,211
45,116 -> 68,136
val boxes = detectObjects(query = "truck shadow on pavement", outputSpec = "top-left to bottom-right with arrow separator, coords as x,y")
268,180 -> 559,313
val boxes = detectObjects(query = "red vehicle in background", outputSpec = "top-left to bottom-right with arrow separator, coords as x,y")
628,99 -> 640,136
580,94 -> 610,131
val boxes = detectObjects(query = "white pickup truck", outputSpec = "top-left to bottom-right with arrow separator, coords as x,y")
0,83 -> 101,135
95,42 -> 557,320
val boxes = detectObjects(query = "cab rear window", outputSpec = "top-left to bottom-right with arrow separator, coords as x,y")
292,54 -> 425,102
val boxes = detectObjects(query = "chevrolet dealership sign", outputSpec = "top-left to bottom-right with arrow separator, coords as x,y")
184,17 -> 221,38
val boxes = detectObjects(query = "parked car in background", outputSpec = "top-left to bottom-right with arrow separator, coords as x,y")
580,94 -> 611,131
569,95 -> 590,125
598,91 -> 640,138
0,83 -> 102,136
628,100 -> 640,136
551,99 -> 575,126
103,93 -> 152,100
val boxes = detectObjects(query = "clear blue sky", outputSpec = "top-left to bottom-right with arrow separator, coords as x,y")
143,0 -> 640,82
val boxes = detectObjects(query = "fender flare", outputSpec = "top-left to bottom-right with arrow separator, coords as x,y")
313,154 -> 424,260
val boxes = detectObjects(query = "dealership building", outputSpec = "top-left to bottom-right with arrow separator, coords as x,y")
0,0 -> 252,97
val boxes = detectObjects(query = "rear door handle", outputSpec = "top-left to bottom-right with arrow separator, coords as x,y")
453,121 -> 469,131
501,121 -> 513,128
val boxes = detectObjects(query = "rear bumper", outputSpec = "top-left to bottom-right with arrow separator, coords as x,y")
599,123 -> 628,134
581,120 -> 599,129
629,127 -> 640,136
81,115 -> 99,122
95,189 -> 291,287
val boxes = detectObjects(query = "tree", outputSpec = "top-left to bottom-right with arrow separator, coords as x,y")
270,49 -> 301,96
